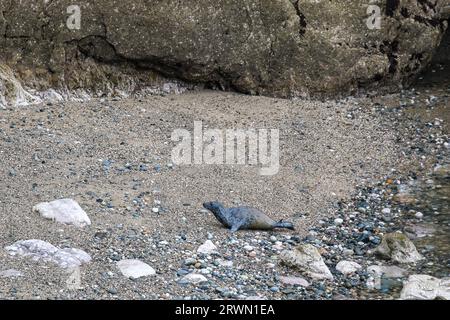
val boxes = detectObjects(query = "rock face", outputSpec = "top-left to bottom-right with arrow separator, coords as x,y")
117,259 -> 156,279
374,232 -> 423,264
0,269 -> 24,278
33,199 -> 91,228
280,244 -> 333,280
0,0 -> 448,102
400,275 -> 450,300
5,239 -> 91,269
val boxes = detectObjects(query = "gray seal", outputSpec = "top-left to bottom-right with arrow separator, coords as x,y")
203,201 -> 295,232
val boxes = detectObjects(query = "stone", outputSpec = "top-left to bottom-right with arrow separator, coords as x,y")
334,218 -> 344,226
33,199 -> 91,228
336,261 -> 362,275
178,273 -> 208,285
280,244 -> 333,280
373,232 -> 423,264
415,212 -> 424,219
117,259 -> 156,279
243,245 -> 254,252
5,239 -> 91,269
400,275 -> 450,300
197,240 -> 217,255
216,259 -> 233,268
367,265 -> 408,279
366,264 -> 408,290
0,269 -> 24,278
279,276 -> 310,287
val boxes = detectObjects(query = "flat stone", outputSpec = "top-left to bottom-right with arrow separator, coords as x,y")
178,273 -> 208,285
280,244 -> 333,280
117,259 -> 156,279
400,275 -> 450,300
279,276 -> 310,287
33,199 -> 91,228
197,240 -> 217,255
336,261 -> 362,275
0,269 -> 24,278
5,239 -> 91,269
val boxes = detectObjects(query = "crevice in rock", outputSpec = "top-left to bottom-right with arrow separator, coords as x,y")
380,40 -> 399,75
293,0 -> 307,36
386,0 -> 400,17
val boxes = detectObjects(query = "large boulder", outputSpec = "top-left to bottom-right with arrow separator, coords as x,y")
0,0 -> 448,102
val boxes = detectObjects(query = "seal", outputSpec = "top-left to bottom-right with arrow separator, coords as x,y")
203,201 -> 295,232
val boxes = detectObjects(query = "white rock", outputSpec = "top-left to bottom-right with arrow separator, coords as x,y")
152,207 -> 159,213
400,275 -> 450,300
336,261 -> 362,275
33,199 -> 91,228
5,239 -> 91,269
197,240 -> 217,255
382,208 -> 391,215
243,245 -> 254,251
280,244 -> 333,280
334,218 -> 344,226
279,276 -> 310,287
179,273 -> 208,285
117,259 -> 156,279
415,212 -> 424,219
0,269 -> 24,278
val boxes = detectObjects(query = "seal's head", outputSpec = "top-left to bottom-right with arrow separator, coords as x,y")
203,201 -> 223,213
203,201 -> 227,225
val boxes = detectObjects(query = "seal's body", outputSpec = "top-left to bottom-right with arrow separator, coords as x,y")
203,201 -> 295,232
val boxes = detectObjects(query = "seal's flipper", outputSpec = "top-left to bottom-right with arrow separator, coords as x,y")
274,219 -> 295,230
230,221 -> 245,232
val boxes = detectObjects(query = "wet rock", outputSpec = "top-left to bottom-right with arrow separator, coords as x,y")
33,199 -> 91,228
5,239 -> 91,269
335,261 -> 362,276
367,265 -> 408,279
280,244 -> 333,280
373,232 -> 423,264
366,265 -> 408,290
117,259 -> 156,279
400,275 -> 450,300
404,223 -> 436,240
197,240 -> 217,255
